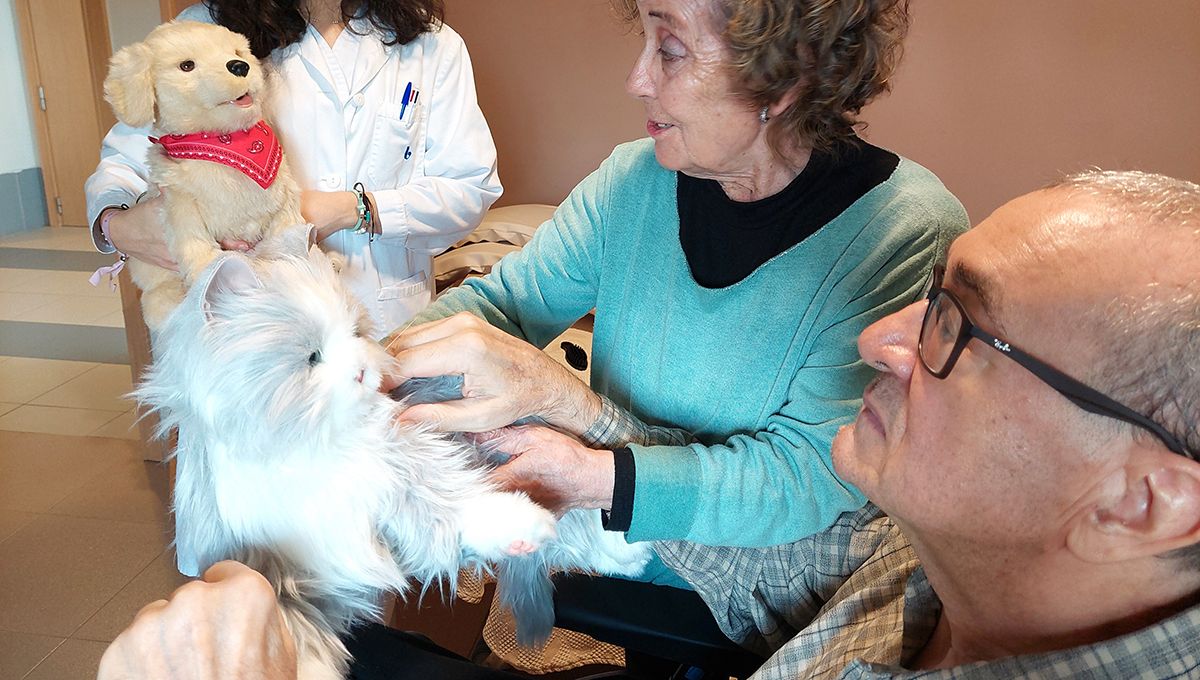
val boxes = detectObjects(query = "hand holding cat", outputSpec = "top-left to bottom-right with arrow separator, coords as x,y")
476,425 -> 615,515
384,313 -> 602,434
98,561 -> 297,680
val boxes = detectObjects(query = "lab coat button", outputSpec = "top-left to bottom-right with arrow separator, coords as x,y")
351,93 -> 365,107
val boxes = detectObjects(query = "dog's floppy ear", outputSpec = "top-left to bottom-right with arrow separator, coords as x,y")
199,255 -> 262,322
104,42 -> 156,127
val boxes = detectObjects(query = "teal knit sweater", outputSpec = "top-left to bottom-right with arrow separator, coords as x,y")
414,139 -> 968,546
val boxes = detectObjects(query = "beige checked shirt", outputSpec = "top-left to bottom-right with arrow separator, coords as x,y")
655,505 -> 1200,679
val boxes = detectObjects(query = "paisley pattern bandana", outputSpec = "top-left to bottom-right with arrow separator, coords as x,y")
150,120 -> 283,189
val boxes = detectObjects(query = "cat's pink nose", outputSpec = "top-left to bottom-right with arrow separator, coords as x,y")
355,369 -> 365,384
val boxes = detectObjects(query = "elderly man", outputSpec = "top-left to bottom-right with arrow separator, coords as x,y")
100,170 -> 1199,678
657,169 -> 1200,677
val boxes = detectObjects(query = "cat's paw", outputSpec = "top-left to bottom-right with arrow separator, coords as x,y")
459,492 -> 557,561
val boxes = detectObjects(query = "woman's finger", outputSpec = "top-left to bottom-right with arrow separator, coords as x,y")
218,238 -> 256,252
384,312 -> 486,354
394,398 -> 501,432
388,342 -> 486,384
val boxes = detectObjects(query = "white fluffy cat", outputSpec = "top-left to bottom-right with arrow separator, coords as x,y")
135,250 -> 559,679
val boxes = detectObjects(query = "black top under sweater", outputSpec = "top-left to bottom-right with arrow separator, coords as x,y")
603,140 -> 900,534
677,139 -> 900,289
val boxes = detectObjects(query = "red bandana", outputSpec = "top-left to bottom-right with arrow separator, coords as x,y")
150,121 -> 283,189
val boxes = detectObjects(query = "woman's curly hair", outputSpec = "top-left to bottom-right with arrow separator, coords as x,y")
617,0 -> 910,159
201,0 -> 444,59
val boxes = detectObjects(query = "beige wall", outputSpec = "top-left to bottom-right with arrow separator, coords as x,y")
446,0 -> 644,207
450,1 -> 1200,221
106,0 -> 162,52
862,1 -> 1200,223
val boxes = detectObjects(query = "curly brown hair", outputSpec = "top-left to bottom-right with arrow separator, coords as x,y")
200,0 -> 444,60
617,0 -> 910,158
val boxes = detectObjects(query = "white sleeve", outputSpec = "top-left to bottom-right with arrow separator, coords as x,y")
371,27 -> 502,254
84,122 -> 154,253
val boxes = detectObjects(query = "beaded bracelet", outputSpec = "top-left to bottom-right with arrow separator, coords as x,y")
351,182 -> 373,236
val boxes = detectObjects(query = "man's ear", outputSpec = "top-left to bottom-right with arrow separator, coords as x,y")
1067,448 -> 1200,563
104,42 -> 156,127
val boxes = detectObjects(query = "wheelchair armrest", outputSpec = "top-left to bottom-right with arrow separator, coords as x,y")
552,574 -> 765,677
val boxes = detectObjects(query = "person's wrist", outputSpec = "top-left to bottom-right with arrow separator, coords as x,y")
576,446 -> 615,511
341,190 -> 360,229
101,206 -> 129,253
541,366 -> 601,436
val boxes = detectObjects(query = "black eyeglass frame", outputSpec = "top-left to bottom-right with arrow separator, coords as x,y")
918,264 -> 1188,456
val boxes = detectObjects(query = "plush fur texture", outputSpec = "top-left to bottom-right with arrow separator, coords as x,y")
104,21 -> 305,331
496,509 -> 653,647
136,251 -> 558,678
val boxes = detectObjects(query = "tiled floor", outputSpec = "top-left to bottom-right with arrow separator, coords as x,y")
0,227 -> 185,680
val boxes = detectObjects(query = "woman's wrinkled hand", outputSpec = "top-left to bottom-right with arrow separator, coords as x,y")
97,560 -> 297,680
383,313 -> 601,434
474,425 -> 615,515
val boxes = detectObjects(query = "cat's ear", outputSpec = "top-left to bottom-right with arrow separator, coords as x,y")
198,255 -> 262,322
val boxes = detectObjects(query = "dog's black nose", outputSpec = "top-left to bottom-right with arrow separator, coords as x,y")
226,60 -> 250,77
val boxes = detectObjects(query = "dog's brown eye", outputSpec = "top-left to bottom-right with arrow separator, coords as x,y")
179,60 -> 195,72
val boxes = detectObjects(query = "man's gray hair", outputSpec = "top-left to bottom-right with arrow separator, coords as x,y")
1048,170 -> 1199,461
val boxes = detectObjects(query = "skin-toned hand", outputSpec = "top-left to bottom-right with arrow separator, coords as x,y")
303,189 -> 379,243
96,561 -> 297,680
105,193 -> 257,270
383,313 -> 602,434
475,425 -> 615,515
104,195 -> 176,270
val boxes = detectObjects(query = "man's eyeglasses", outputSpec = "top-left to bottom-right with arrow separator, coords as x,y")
918,264 -> 1188,456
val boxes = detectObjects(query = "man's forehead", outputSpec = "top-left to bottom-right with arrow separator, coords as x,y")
950,190 -> 1126,282
942,191 -> 1108,324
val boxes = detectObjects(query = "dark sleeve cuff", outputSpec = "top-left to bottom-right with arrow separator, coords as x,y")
600,447 -> 635,532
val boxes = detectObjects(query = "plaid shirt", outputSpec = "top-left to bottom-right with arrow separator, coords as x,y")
655,505 -> 1200,679
580,393 -> 695,448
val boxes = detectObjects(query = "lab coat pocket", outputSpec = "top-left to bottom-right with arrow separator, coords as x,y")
367,102 -> 419,188
376,271 -> 432,332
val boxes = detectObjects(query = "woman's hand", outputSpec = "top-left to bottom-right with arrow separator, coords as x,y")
477,425 -> 615,515
383,313 -> 602,434
303,190 -> 367,242
105,195 -> 176,270
106,194 -> 257,269
97,561 -> 297,680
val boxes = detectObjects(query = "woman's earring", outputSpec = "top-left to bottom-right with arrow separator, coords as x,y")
759,106 -> 770,123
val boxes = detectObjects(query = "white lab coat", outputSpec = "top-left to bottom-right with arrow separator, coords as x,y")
85,5 -> 502,337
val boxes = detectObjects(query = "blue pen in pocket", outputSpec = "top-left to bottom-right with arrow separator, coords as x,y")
398,81 -> 412,120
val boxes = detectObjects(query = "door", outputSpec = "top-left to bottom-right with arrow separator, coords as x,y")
15,0 -> 114,227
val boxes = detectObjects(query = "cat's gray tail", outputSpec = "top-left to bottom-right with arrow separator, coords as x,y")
494,555 -> 556,648
243,548 -> 355,679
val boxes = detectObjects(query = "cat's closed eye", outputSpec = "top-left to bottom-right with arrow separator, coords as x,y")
308,350 -> 322,366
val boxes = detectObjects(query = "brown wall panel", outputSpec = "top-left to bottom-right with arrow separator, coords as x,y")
451,0 -> 1200,220
446,0 -> 645,207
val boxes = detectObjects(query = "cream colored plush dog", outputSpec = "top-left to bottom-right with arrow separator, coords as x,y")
104,21 -> 306,331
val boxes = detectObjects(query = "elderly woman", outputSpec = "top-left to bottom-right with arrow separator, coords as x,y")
385,0 -> 968,581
